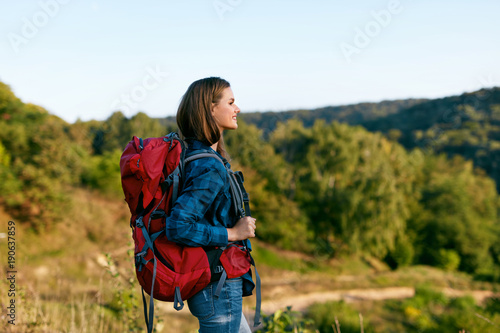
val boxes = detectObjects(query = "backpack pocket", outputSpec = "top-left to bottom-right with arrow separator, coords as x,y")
219,243 -> 252,279
134,225 -> 212,303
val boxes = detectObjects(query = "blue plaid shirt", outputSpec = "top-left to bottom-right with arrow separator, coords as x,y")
165,139 -> 255,296
165,140 -> 255,296
165,139 -> 236,247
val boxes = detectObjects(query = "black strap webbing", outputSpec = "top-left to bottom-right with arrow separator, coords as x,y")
251,255 -> 262,327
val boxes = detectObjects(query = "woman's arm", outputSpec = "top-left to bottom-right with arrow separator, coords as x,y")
165,157 -> 229,247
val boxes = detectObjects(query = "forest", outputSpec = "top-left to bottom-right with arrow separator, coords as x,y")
1,81 -> 499,276
1,81 -> 500,332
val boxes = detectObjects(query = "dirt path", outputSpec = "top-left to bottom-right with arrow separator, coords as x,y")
259,286 -> 500,314
260,286 -> 415,313
441,288 -> 499,305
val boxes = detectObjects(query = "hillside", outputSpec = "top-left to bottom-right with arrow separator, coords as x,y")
1,79 -> 500,273
159,87 -> 500,191
157,98 -> 428,133
236,98 -> 428,131
1,81 -> 500,331
1,191 -> 499,332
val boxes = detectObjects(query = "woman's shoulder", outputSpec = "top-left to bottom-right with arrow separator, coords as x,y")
185,151 -> 227,179
184,139 -> 227,177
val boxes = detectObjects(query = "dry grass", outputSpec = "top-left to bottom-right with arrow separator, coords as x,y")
1,189 -> 499,332
0,189 -> 200,333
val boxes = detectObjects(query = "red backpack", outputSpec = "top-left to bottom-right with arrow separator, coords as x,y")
120,133 -> 261,332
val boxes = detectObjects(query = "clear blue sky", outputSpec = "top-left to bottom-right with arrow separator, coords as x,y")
1,0 -> 499,123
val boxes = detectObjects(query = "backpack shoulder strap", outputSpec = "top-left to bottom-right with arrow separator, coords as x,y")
185,151 -> 224,165
184,149 -> 261,327
185,151 -> 247,218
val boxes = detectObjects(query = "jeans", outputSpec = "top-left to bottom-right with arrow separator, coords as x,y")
187,277 -> 252,333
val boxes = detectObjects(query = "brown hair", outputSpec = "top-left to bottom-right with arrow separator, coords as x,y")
176,77 -> 230,158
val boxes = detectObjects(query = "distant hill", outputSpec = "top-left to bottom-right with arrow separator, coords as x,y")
158,87 -> 500,191
238,98 -> 429,133
157,98 -> 429,132
361,88 -> 500,145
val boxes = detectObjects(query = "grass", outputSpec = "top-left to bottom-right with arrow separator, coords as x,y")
1,188 -> 499,332
303,286 -> 500,333
1,275 -> 122,332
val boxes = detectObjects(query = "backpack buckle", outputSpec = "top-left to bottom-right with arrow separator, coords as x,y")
135,216 -> 144,228
135,250 -> 148,271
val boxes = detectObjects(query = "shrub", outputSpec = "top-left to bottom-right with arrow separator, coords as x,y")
306,301 -> 375,333
256,306 -> 316,333
435,249 -> 461,271
385,238 -> 414,269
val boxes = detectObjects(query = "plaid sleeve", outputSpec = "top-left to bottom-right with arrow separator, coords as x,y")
165,158 -> 229,247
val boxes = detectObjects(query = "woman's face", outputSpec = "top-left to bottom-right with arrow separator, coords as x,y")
211,87 -> 240,132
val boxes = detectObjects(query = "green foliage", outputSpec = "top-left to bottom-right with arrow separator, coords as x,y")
448,295 -> 476,310
306,301 -> 374,333
0,81 -> 23,117
244,167 -> 312,251
256,306 -> 316,333
128,112 -> 165,140
0,86 -> 167,227
93,111 -> 167,155
391,286 -> 500,332
1,80 -> 499,276
239,98 -> 427,134
251,242 -> 318,272
485,297 -> 500,315
226,121 -> 313,252
385,236 -> 415,269
95,111 -> 131,154
408,286 -> 449,308
104,251 -> 149,332
0,96 -> 79,228
435,249 -> 461,271
225,121 -> 295,195
241,88 -> 500,197
263,295 -> 500,333
0,140 -> 10,166
81,149 -> 123,197
409,154 -> 499,273
271,120 -> 414,259
0,140 -> 22,206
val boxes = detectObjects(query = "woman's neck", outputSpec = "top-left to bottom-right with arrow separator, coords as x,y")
211,142 -> 218,152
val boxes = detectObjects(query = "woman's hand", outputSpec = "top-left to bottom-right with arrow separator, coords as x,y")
227,216 -> 256,242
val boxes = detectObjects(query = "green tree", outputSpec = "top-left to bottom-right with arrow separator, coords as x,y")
273,120 -> 415,259
409,154 -> 498,273
226,121 -> 312,251
128,111 -> 165,139
96,111 -> 131,154
82,149 -> 123,198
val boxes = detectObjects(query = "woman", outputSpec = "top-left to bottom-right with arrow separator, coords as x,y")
165,77 -> 256,332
